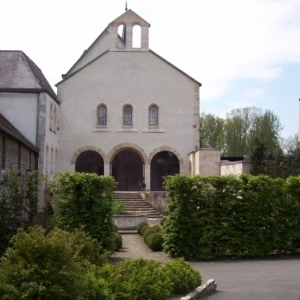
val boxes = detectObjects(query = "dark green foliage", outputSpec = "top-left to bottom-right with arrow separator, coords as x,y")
49,171 -> 117,252
114,232 -> 123,251
152,224 -> 162,232
0,171 -> 38,256
78,272 -> 113,300
146,232 -> 164,251
165,258 -> 202,294
142,227 -> 157,242
140,223 -> 150,235
160,217 -> 167,227
163,174 -> 300,260
137,221 -> 149,235
251,138 -> 300,179
98,258 -> 172,300
0,226 -> 106,300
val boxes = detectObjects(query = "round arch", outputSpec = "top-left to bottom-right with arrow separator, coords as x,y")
111,148 -> 144,191
150,151 -> 180,191
71,146 -> 107,164
75,150 -> 104,175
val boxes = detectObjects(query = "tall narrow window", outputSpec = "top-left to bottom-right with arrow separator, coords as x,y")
149,105 -> 158,125
124,106 -> 132,126
98,105 -> 107,125
132,25 -> 141,48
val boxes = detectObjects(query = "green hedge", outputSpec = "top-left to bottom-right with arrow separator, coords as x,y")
163,174 -> 300,260
49,171 -> 117,252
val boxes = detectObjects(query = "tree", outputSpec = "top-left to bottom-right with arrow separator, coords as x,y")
199,112 -> 225,150
224,107 -> 282,156
200,107 -> 283,157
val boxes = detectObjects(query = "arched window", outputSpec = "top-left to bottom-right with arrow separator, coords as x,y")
149,105 -> 158,125
132,25 -> 141,48
53,106 -> 57,132
123,105 -> 132,126
98,105 -> 107,125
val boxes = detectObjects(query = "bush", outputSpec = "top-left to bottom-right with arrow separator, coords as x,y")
152,225 -> 162,232
111,200 -> 124,215
142,227 -> 157,242
166,258 -> 202,294
146,232 -> 164,251
98,258 -> 172,300
137,221 -> 149,235
49,171 -> 117,252
160,217 -> 167,227
0,226 -> 100,300
114,232 -> 122,251
78,272 -> 113,300
0,171 -> 38,256
140,223 -> 150,235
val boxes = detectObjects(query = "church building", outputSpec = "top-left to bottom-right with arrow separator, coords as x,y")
56,9 -> 201,191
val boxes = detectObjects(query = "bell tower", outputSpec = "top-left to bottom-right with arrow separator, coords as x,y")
108,9 -> 150,52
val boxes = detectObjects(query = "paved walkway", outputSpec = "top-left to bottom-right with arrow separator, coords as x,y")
112,229 -> 300,300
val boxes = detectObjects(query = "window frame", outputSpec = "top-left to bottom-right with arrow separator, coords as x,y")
149,105 -> 159,126
123,105 -> 133,126
98,105 -> 107,126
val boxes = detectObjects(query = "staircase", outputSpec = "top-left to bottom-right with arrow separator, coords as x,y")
114,192 -> 161,218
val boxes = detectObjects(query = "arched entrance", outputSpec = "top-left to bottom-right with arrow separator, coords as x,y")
75,150 -> 104,175
151,151 -> 179,191
111,150 -> 143,191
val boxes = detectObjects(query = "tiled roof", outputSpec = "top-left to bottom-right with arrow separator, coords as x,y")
0,50 -> 57,101
0,113 -> 38,152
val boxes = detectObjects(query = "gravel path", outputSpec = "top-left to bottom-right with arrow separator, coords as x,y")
111,218 -> 174,263
112,233 -> 174,263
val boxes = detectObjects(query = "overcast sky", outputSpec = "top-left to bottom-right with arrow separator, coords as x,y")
1,0 -> 300,138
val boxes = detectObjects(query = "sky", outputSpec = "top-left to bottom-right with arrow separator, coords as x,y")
1,0 -> 300,139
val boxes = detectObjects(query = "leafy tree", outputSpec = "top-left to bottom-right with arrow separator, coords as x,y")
199,112 -> 224,150
200,107 -> 282,156
224,107 -> 282,156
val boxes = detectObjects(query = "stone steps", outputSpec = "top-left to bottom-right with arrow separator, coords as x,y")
114,192 -> 161,218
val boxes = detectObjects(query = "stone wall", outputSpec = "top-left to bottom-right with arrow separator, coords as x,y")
141,191 -> 169,215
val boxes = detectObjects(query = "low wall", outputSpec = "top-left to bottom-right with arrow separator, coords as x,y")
114,214 -> 147,230
140,191 -> 170,215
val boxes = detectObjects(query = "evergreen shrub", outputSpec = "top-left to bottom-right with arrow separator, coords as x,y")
142,227 -> 156,242
165,258 -> 202,294
137,221 -> 149,235
140,223 -> 150,235
160,217 -> 167,227
152,225 -> 162,232
98,258 -> 172,300
0,226 -> 105,300
146,232 -> 164,251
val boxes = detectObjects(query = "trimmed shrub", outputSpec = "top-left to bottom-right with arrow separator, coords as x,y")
140,223 -> 150,235
152,225 -> 162,232
98,258 -> 172,300
114,232 -> 123,251
137,221 -> 149,235
0,226 -> 100,300
142,227 -> 157,242
146,232 -> 164,251
166,258 -> 202,294
49,171 -> 117,252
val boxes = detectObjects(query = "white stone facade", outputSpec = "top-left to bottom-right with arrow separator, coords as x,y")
56,9 -> 201,191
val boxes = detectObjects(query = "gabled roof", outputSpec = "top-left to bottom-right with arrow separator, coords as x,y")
0,50 -> 57,102
0,113 -> 38,153
109,9 -> 150,27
